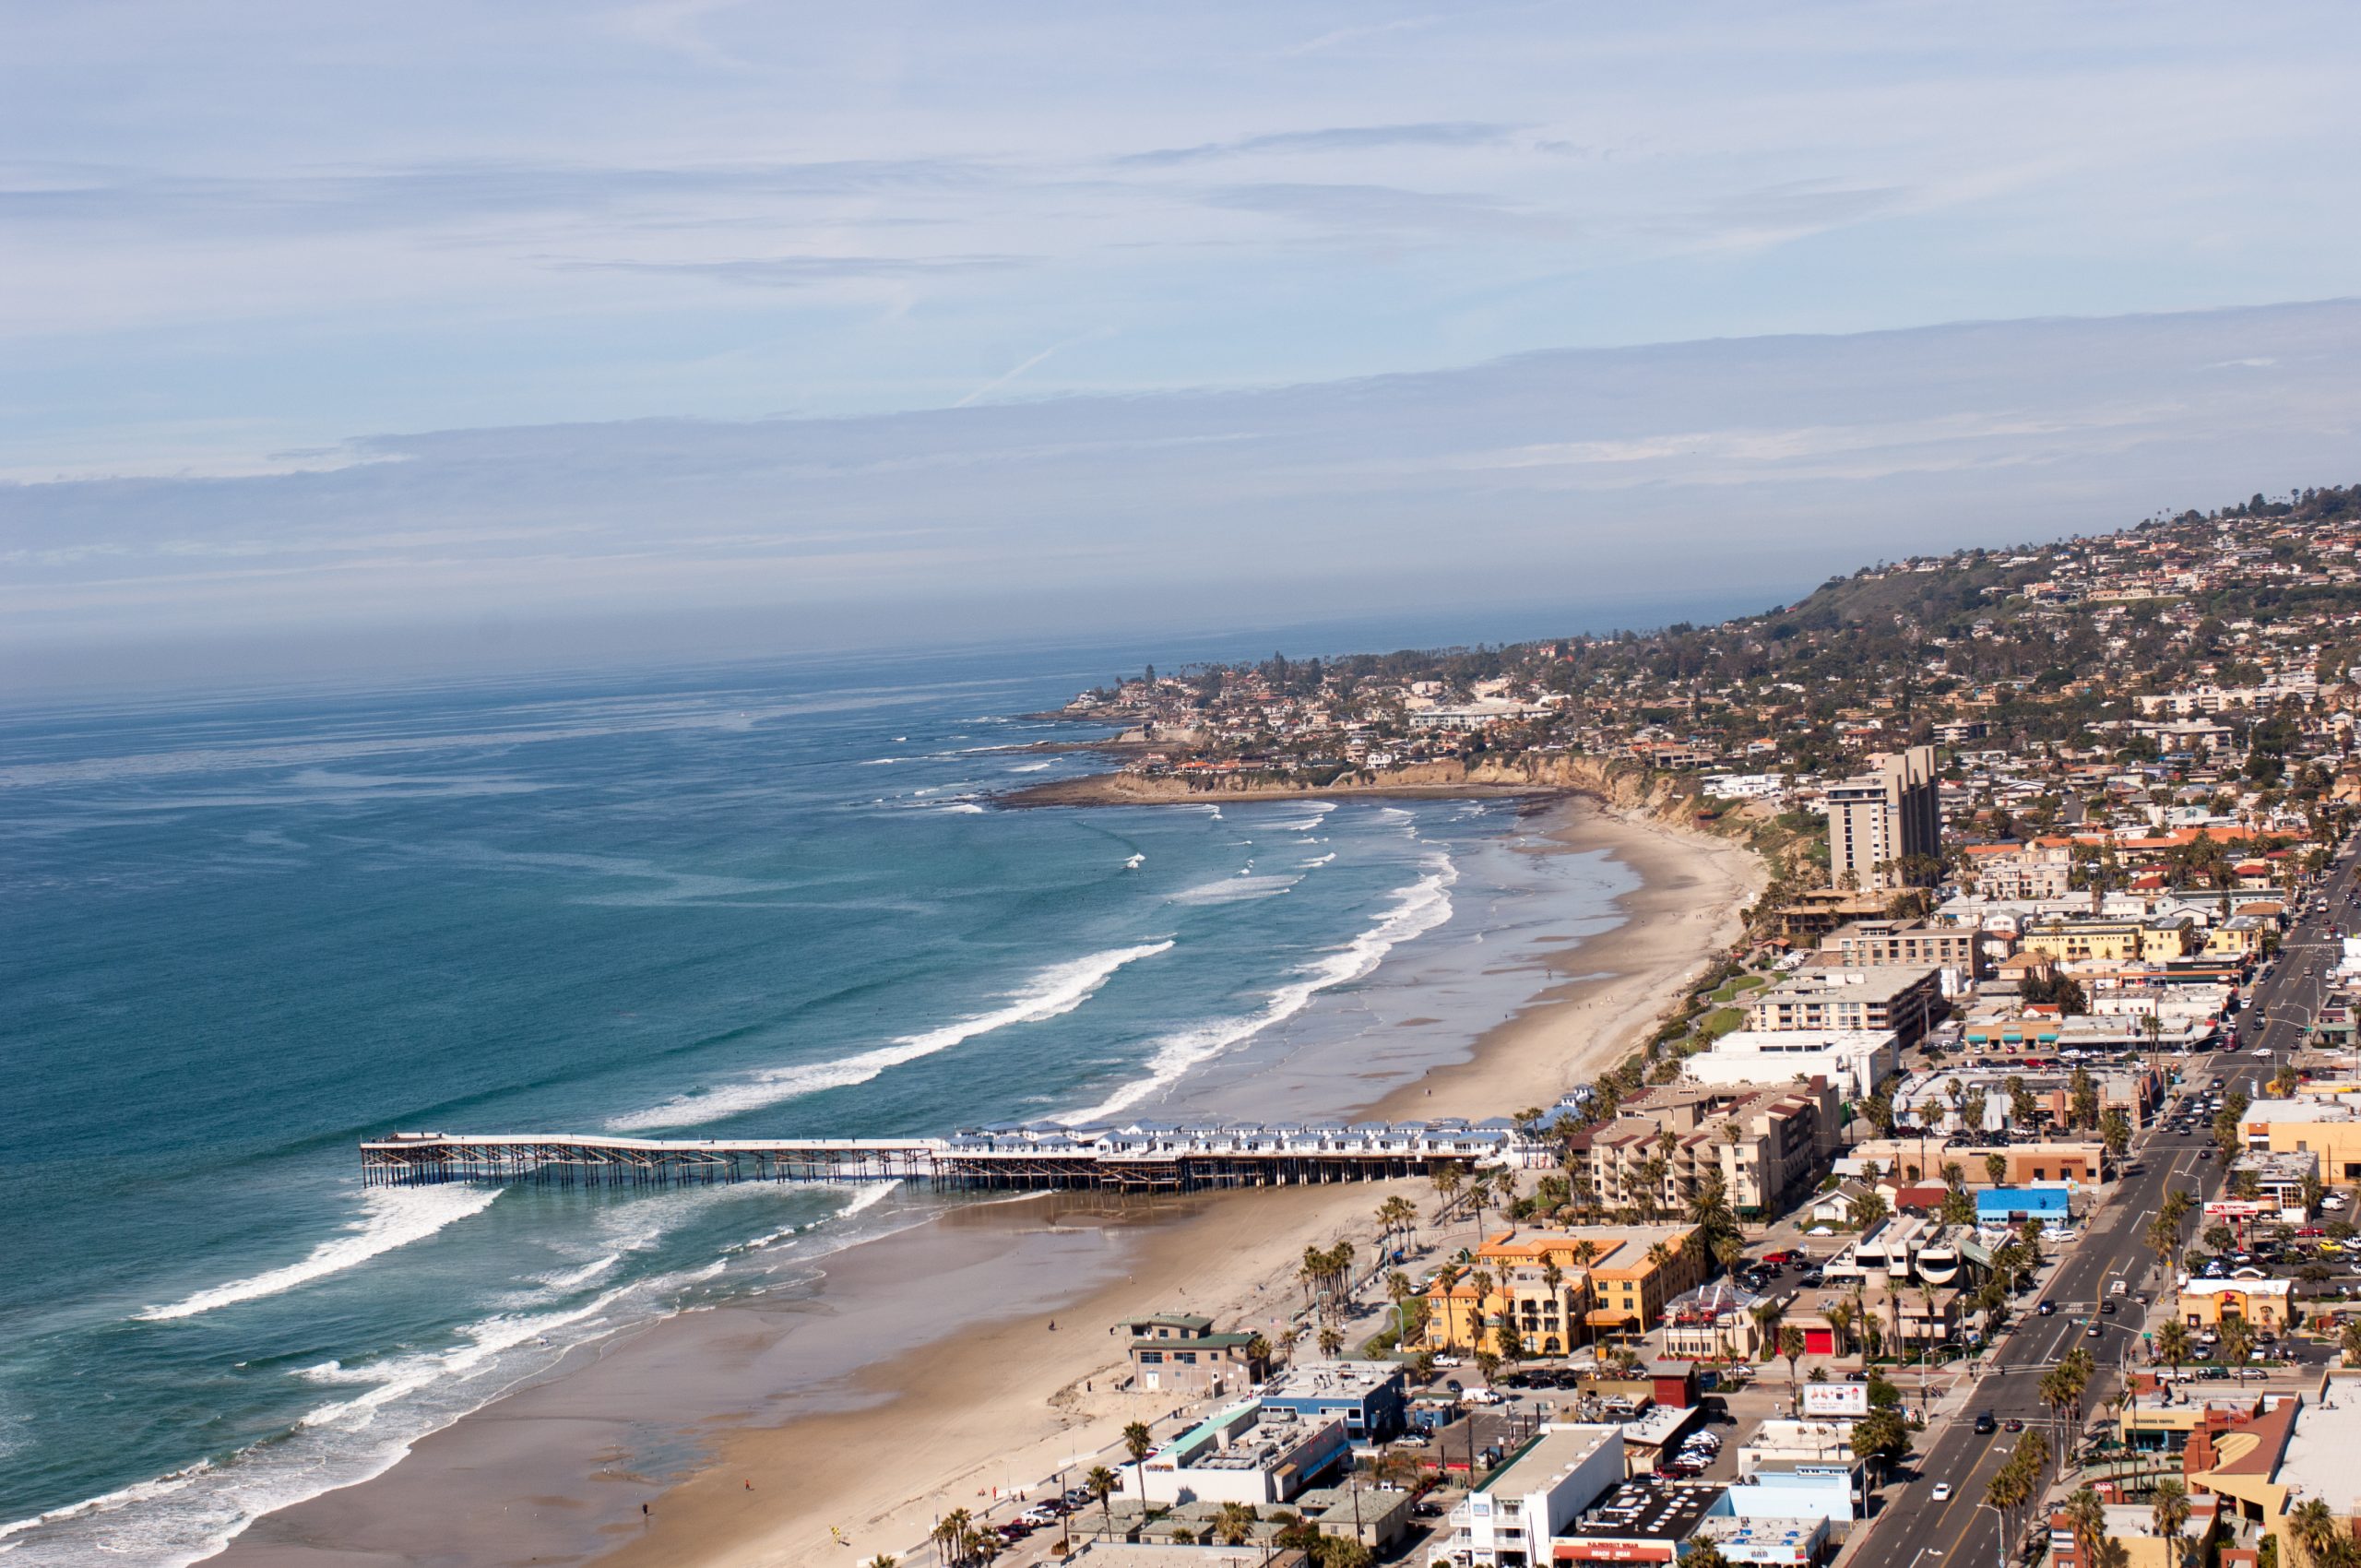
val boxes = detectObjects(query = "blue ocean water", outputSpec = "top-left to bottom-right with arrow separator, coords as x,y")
0,646 -> 1629,1564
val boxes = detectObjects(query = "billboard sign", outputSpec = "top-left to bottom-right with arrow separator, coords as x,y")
2204,1200 -> 2272,1221
1800,1383 -> 1869,1418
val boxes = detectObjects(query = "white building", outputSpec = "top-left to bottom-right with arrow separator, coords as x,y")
1128,1402 -> 1348,1506
1682,1029 -> 1900,1099
1439,1424 -> 1624,1568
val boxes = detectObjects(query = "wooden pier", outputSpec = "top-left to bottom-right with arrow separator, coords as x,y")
360,1123 -> 1507,1194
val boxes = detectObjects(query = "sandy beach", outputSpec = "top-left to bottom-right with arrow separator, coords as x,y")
202,796 -> 1762,1568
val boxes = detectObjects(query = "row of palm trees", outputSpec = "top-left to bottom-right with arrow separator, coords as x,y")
2056,1475 -> 2193,1568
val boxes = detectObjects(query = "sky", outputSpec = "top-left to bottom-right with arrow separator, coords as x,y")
7,2 -> 2361,689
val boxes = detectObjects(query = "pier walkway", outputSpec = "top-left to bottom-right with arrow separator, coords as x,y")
360,1118 -> 1516,1194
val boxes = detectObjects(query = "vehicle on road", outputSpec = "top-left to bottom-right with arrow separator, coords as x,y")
1974,1411 -> 1997,1433
2038,1300 -> 2056,1315
2004,1418 -> 2024,1431
1931,1483 -> 1953,1501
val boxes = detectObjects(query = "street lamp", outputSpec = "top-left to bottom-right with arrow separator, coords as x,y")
1977,1502 -> 2010,1568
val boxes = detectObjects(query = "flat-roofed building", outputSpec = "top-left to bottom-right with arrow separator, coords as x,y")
1748,967 -> 1944,1046
1825,745 -> 1940,893
2177,1277 -> 2292,1331
1566,1080 -> 1844,1222
1682,1029 -> 1899,1099
1556,1478 -> 1728,1564
1439,1424 -> 1626,1568
1818,918 -> 1989,980
1127,1401 -> 1347,1506
1255,1360 -> 1406,1443
2240,1098 -> 2361,1185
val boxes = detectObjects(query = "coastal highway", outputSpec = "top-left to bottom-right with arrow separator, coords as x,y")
1866,832 -> 2360,1568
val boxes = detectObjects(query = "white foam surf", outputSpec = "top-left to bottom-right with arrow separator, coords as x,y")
608,942 -> 1176,1130
136,1187 -> 502,1323
1007,761 -> 1050,773
1062,853 -> 1457,1123
939,802 -> 986,814
1123,853 -> 1145,870
1168,874 -> 1297,905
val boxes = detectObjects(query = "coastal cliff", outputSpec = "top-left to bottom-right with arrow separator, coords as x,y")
1002,753 -> 1723,833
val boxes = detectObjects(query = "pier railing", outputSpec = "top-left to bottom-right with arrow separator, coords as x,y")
360,1125 -> 1508,1194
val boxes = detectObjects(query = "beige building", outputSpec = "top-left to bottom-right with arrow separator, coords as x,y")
2241,1098 -> 2361,1184
1748,965 -> 1945,1045
1825,744 -> 1940,891
1818,917 -> 1988,979
1565,1080 -> 1843,1222
2019,916 -> 2200,966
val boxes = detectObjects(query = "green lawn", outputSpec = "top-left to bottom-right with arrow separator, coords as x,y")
1709,974 -> 1767,1003
1703,1008 -> 1747,1039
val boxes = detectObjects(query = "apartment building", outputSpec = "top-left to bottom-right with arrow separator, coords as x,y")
2019,916 -> 2201,966
1959,841 -> 2074,900
1564,1080 -> 1843,1222
1422,1225 -> 1705,1354
1747,966 -> 1945,1045
1825,744 -> 1940,891
1818,917 -> 1989,980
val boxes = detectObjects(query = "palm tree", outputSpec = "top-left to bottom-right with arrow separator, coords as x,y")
2342,1319 -> 2361,1369
2221,1314 -> 2257,1365
2155,1320 -> 2193,1376
1985,1151 -> 2008,1187
2289,1496 -> 2343,1568
1084,1466 -> 1120,1539
1780,1324 -> 1807,1412
1827,1298 -> 1857,1358
1318,1324 -> 1345,1359
1212,1501 -> 1259,1546
2152,1479 -> 2191,1568
2061,1485 -> 2109,1568
935,1510 -> 973,1566
1432,1160 -> 1465,1219
868,1557 -> 898,1568
1121,1420 -> 1155,1506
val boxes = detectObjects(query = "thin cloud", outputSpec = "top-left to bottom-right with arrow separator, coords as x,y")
552,254 -> 1032,288
1118,122 -> 1516,167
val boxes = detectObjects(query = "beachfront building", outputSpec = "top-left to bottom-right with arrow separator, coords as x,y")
1682,1029 -> 1899,1099
1438,1424 -> 1626,1568
1817,917 -> 1990,980
1126,1401 -> 1347,1506
1421,1225 -> 1704,1355
1125,1313 -> 1264,1397
1564,1080 -> 1843,1222
1746,967 -> 1945,1046
1824,745 -> 1940,892
1255,1361 -> 1406,1443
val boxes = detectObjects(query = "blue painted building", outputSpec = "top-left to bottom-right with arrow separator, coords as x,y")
1975,1186 -> 2071,1224
1255,1360 -> 1407,1441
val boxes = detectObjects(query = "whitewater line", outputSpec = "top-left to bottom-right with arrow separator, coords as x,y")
136,1187 -> 503,1323
608,941 -> 1175,1131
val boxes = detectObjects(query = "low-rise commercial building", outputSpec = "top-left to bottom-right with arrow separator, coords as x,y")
2240,1098 -> 2361,1184
1255,1360 -> 1406,1443
1556,1478 -> 1728,1565
1439,1424 -> 1625,1568
2177,1277 -> 2293,1331
1681,1029 -> 1899,1099
1128,1402 -> 1347,1506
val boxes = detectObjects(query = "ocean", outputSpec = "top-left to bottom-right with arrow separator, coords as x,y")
0,644 -> 1632,1564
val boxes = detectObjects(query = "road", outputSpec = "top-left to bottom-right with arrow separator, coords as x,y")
1867,833 -> 2360,1568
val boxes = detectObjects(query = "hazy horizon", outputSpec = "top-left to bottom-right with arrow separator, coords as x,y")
10,3 -> 2361,693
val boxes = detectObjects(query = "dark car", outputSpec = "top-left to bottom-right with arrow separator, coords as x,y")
2037,1300 -> 2057,1315
1973,1411 -> 1998,1433
2101,1300 -> 2118,1314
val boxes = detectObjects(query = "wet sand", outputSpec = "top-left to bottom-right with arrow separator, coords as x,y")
201,797 -> 1762,1568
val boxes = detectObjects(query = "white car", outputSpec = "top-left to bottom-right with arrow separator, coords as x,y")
1931,1483 -> 1953,1502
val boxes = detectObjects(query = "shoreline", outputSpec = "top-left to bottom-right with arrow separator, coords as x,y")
201,796 -> 1762,1568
